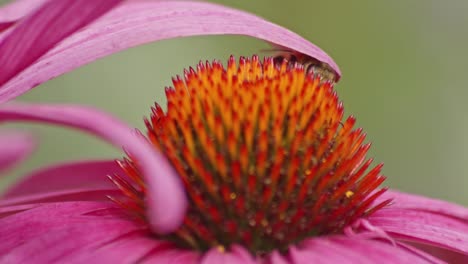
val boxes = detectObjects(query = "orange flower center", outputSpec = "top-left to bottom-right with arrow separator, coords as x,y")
110,55 -> 391,254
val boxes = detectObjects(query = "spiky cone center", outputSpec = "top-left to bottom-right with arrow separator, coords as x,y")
111,55 -> 391,255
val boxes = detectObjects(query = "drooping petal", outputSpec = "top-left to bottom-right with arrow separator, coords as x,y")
2,159 -> 119,199
0,131 -> 34,173
0,0 -> 46,32
291,235 -> 443,264
369,207 -> 468,257
0,201 -> 171,263
0,0 -> 340,102
0,0 -> 123,87
0,102 -> 187,234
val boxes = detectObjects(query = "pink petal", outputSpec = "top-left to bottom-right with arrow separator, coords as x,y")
3,159 -> 119,199
0,201 -> 156,263
0,202 -> 120,253
377,189 -> 468,220
0,0 -> 46,31
73,233 -> 177,263
201,245 -> 257,264
0,21 -> 14,33
139,248 -> 200,264
292,235 -> 443,264
0,0 -> 123,87
332,237 -> 444,263
404,242 -> 468,263
2,221 -> 137,263
0,131 -> 34,173
0,0 -> 340,102
370,189 -> 468,258
0,102 -> 187,234
290,238 -> 369,264
230,245 -> 258,263
369,207 -> 468,256
266,251 -> 289,264
0,203 -> 41,218
0,188 -> 121,207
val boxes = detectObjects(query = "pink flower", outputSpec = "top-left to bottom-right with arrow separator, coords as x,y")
0,1 -> 467,263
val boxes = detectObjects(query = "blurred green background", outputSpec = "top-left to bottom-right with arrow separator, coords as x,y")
1,0 -> 467,205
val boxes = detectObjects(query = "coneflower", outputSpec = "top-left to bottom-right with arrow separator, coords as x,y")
0,1 -> 466,263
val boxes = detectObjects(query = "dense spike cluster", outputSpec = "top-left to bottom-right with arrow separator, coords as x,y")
110,56 -> 391,254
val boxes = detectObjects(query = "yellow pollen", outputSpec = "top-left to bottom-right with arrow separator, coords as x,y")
345,190 -> 355,198
217,245 -> 226,253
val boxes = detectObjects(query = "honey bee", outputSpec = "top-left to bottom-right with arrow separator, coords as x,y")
272,49 -> 338,83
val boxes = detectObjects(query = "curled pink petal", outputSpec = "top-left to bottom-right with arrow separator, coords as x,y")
3,159 -> 119,199
0,131 -> 34,173
0,0 -> 46,32
0,0 -> 123,87
0,102 -> 187,234
0,0 -> 340,102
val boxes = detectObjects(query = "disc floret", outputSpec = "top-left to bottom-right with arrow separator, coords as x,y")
110,55 -> 391,254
